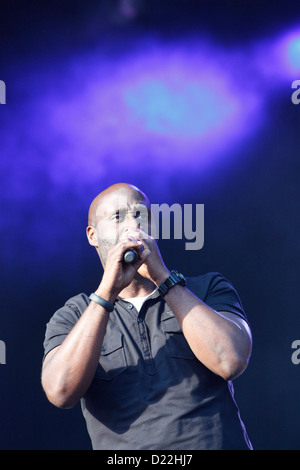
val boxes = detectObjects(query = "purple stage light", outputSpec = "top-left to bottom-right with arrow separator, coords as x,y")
124,78 -> 235,138
3,29 -> 297,271
279,29 -> 300,74
260,28 -> 300,80
24,39 -> 262,189
287,36 -> 300,70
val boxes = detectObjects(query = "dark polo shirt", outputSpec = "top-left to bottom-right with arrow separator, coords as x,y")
43,272 -> 252,450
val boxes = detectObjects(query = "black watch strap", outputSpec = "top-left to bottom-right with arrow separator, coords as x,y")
158,270 -> 187,297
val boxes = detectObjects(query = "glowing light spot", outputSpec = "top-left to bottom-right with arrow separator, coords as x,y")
124,79 -> 235,138
287,37 -> 300,70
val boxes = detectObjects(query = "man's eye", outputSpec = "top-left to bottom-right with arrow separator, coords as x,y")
135,210 -> 147,220
112,213 -> 125,221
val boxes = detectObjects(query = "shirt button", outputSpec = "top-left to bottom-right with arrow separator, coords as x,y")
137,318 -> 143,323
127,304 -> 133,309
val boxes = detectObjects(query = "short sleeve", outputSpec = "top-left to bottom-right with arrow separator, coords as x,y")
187,272 -> 248,324
43,293 -> 89,359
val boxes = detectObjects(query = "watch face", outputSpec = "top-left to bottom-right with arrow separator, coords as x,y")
171,270 -> 187,286
172,270 -> 186,282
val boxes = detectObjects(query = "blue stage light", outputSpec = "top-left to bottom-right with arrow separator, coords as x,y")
124,79 -> 234,138
287,37 -> 300,70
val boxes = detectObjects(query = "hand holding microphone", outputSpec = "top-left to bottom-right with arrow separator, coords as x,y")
99,230 -> 150,300
121,228 -> 145,264
123,249 -> 138,264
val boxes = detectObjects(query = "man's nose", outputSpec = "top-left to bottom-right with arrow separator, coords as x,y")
124,214 -> 140,230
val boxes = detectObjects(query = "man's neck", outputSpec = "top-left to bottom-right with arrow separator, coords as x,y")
118,274 -> 156,299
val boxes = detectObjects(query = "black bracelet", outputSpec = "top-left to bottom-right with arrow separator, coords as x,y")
89,293 -> 114,312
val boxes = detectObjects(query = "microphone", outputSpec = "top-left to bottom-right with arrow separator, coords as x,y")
123,249 -> 138,264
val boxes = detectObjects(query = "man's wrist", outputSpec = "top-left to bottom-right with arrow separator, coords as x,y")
89,293 -> 115,312
153,269 -> 171,287
157,270 -> 187,297
94,285 -> 118,305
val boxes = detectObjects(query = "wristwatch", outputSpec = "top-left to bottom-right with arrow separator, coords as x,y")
158,270 -> 187,297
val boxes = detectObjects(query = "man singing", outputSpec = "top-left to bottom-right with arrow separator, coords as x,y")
42,182 -> 253,450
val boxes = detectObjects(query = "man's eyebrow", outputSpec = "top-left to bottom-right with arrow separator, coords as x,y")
106,201 -> 149,218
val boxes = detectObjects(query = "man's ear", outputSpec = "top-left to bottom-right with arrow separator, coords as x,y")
86,225 -> 98,247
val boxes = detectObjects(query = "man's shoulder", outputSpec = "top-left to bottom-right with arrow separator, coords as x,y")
186,271 -> 247,321
186,271 -> 223,289
50,293 -> 90,323
64,292 -> 90,310
186,271 -> 222,282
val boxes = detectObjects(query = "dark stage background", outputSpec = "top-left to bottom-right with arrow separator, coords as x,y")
0,0 -> 300,450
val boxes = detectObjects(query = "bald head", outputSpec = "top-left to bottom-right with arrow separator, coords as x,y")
86,183 -> 151,265
88,183 -> 150,227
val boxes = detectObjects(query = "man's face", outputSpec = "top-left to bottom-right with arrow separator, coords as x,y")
93,187 -> 152,265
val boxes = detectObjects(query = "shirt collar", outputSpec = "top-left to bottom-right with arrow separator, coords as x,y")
116,287 -> 161,304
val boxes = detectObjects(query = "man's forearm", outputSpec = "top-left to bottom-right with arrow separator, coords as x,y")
42,288 -> 115,409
